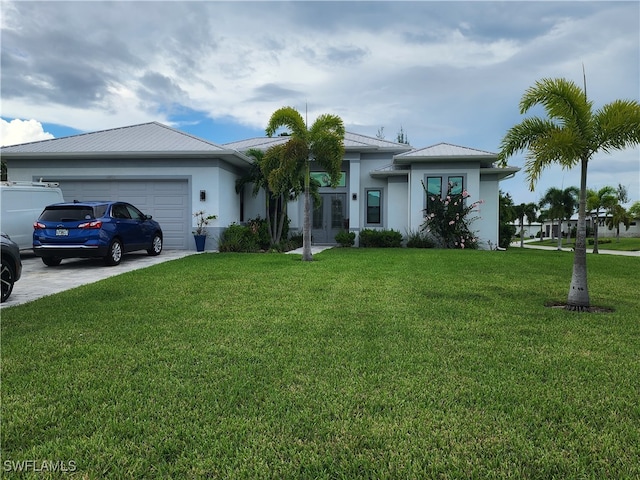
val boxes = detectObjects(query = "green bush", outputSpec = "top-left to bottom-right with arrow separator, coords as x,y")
405,230 -> 435,248
218,223 -> 260,252
588,238 -> 612,245
335,230 -> 356,247
359,228 -> 403,248
287,232 -> 303,250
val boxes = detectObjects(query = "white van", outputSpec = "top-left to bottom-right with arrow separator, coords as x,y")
1,181 -> 65,250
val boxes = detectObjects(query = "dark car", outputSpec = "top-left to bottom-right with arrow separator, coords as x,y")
1,232 -> 22,302
33,201 -> 163,266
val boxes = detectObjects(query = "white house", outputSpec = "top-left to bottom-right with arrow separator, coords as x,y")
1,122 -> 520,250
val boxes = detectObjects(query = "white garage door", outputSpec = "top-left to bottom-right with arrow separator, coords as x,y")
57,179 -> 189,249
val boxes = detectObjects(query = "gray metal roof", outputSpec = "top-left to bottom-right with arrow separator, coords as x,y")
1,122 -> 231,153
223,132 -> 413,153
0,122 -> 253,167
396,142 -> 496,159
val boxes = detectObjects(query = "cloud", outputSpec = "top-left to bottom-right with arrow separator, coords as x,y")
1,1 -> 637,204
0,118 -> 54,146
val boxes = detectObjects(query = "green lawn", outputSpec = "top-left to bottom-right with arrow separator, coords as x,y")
530,236 -> 640,251
2,249 -> 639,479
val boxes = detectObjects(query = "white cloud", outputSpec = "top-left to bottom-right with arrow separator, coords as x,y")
0,118 -> 54,146
0,1 -> 637,204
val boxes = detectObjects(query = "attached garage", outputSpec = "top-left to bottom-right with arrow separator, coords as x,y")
0,122 -> 254,251
54,179 -> 189,249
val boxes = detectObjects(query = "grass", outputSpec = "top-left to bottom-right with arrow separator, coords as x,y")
2,249 -> 639,479
530,236 -> 640,251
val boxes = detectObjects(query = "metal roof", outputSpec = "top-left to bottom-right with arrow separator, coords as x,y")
0,122 -> 234,153
223,132 -> 412,153
396,142 -> 496,160
0,122 -> 253,167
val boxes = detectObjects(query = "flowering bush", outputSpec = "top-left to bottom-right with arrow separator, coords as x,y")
421,181 -> 482,249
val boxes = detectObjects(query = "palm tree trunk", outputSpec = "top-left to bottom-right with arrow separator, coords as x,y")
302,161 -> 313,261
519,218 -> 524,248
557,219 -> 563,250
567,157 -> 590,310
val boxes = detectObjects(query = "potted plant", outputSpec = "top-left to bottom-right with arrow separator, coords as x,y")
193,210 -> 217,252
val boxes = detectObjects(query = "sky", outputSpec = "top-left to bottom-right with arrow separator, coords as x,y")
1,1 -> 638,207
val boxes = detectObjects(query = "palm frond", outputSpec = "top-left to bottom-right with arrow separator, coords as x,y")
265,107 -> 307,139
497,117 -> 557,165
593,99 -> 640,152
520,78 -> 593,128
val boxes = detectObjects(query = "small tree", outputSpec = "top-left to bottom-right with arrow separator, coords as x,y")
499,191 -> 517,248
514,202 -> 538,247
586,186 -> 616,253
606,204 -> 632,242
421,181 -> 482,249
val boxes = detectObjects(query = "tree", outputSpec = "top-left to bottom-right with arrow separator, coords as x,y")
628,201 -> 640,219
396,126 -> 410,145
236,148 -> 291,247
514,202 -> 538,247
537,208 -> 549,241
606,204 -> 632,242
539,186 -> 578,250
265,107 -> 345,261
498,77 -> 640,311
586,186 -> 617,253
498,191 -> 517,249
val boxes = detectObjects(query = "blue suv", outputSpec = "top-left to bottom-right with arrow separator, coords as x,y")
34,201 -> 163,266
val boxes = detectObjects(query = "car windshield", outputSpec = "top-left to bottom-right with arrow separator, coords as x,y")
39,205 -> 105,222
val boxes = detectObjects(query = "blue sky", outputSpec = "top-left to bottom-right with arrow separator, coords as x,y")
1,1 -> 638,206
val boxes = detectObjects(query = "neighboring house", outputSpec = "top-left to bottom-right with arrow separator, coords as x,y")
539,213 -> 640,239
510,221 -> 543,240
1,122 -> 520,250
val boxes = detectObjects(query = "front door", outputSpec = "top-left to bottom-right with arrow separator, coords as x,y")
312,193 -> 347,244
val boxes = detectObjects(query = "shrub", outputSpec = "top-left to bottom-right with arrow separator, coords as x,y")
359,228 -> 403,248
421,181 -> 481,249
588,238 -> 612,245
405,230 -> 435,248
335,230 -> 356,247
218,223 -> 259,252
287,232 -> 303,250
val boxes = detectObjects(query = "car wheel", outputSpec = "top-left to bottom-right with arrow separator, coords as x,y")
147,233 -> 162,256
1,257 -> 15,303
42,257 -> 62,267
105,239 -> 123,266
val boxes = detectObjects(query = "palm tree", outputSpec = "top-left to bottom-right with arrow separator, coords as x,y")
236,148 -> 290,247
498,77 -> 640,311
514,202 -> 538,247
606,204 -> 632,242
586,186 -> 617,253
537,208 -> 549,242
265,107 -> 345,261
539,186 -> 578,250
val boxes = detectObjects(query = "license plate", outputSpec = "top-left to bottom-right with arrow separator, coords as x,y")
56,228 -> 69,236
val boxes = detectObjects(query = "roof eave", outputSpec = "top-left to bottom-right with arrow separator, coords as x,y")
393,154 -> 497,164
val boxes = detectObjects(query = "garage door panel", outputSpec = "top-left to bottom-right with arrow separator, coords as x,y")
56,180 -> 189,249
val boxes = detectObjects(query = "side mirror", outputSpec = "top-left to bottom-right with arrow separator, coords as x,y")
145,214 -> 153,220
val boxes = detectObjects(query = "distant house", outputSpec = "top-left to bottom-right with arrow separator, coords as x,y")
1,122 -> 519,250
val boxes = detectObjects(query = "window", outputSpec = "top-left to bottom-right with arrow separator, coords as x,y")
425,175 -> 465,213
366,189 -> 381,224
426,177 -> 442,213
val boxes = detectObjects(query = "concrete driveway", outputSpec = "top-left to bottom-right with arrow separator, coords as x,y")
1,250 -> 197,308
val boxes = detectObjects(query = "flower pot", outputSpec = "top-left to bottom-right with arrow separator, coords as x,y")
193,234 -> 207,252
